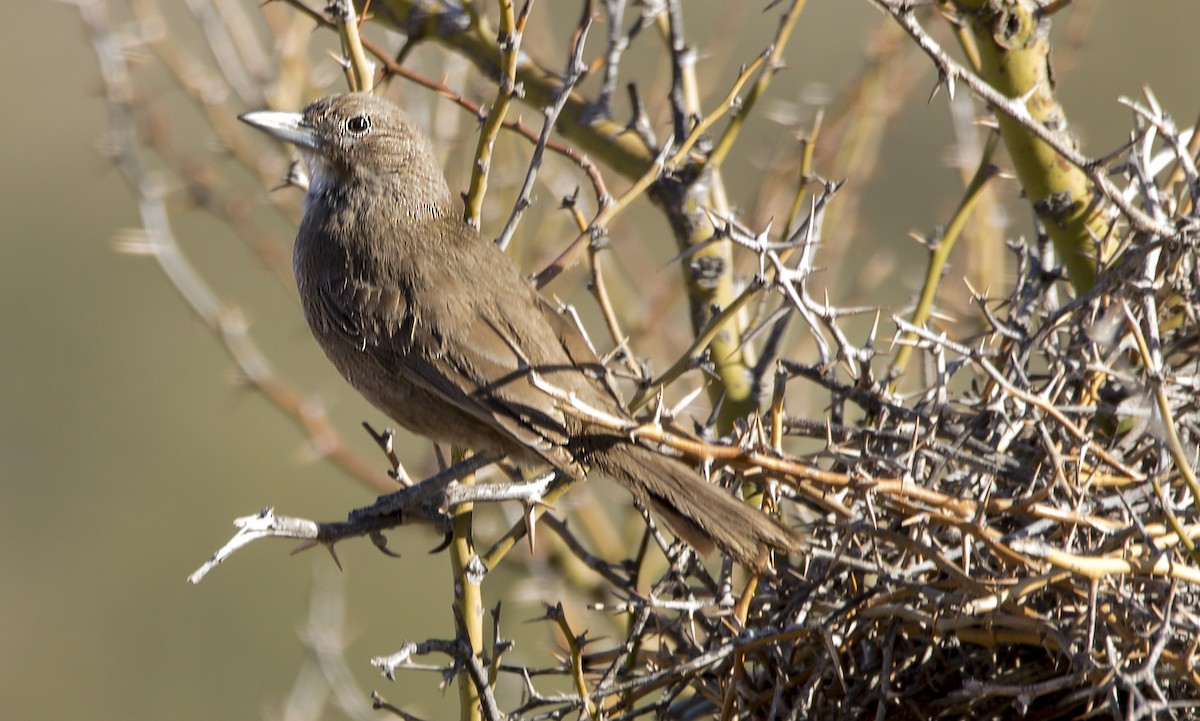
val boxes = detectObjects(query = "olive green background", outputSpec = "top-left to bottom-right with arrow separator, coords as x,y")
3,2 -> 1197,719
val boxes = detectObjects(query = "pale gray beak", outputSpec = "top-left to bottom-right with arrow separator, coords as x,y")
238,109 -> 320,150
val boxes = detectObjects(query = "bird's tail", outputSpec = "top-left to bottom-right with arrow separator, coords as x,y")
588,441 -> 802,570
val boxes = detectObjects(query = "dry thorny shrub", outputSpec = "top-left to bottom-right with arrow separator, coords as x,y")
79,0 -> 1200,719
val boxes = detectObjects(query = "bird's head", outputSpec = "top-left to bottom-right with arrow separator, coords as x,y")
240,93 -> 450,209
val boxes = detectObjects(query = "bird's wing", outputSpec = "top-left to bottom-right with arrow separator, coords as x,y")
532,294 -> 624,406
313,270 -> 589,475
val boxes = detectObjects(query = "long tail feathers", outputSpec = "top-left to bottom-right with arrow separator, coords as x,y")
589,443 -> 802,570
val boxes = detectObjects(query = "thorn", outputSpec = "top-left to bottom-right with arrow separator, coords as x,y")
291,539 -> 319,555
429,531 -> 453,554
326,543 -> 344,571
293,540 -> 345,570
370,531 -> 402,558
525,504 -> 537,554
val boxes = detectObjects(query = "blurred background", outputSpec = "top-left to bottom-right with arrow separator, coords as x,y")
3,1 -> 1198,719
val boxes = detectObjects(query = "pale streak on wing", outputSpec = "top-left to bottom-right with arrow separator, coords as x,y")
534,295 -> 624,407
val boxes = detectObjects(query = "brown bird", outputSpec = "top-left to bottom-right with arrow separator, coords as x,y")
240,93 -> 799,569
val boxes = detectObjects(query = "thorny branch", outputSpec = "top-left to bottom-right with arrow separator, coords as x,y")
81,0 -> 1200,718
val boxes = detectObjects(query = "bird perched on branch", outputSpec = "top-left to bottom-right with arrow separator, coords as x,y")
240,93 -> 800,569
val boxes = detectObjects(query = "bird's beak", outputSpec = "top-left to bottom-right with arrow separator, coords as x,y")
238,109 -> 320,150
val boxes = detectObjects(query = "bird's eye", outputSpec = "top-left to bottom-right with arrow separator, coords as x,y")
346,114 -> 371,134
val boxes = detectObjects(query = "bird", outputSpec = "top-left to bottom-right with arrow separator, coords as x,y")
239,92 -> 800,569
